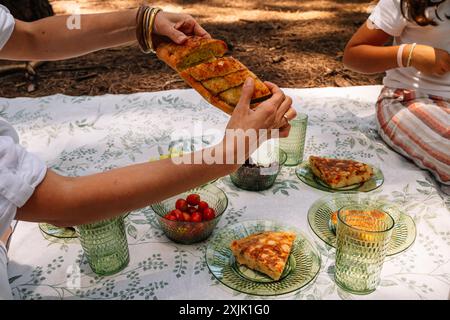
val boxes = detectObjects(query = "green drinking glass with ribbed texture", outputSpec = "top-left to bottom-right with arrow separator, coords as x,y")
334,205 -> 394,294
76,216 -> 129,276
279,113 -> 308,166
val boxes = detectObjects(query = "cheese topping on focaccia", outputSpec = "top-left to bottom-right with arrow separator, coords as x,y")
309,156 -> 374,189
330,209 -> 387,232
230,231 -> 296,281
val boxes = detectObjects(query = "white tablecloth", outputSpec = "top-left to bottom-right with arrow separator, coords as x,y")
2,86 -> 450,300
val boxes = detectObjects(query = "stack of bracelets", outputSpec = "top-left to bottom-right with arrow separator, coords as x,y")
136,5 -> 162,54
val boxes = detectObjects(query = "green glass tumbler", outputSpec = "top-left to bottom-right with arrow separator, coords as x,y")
279,113 -> 308,166
334,205 -> 394,294
75,216 -> 130,276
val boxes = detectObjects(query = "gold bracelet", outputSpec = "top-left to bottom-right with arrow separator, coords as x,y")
406,43 -> 417,68
142,7 -> 152,53
147,7 -> 162,53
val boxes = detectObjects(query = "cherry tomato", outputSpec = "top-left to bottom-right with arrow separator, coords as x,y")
182,212 -> 191,222
173,209 -> 184,221
164,213 -> 177,221
202,208 -> 216,221
175,199 -> 188,212
191,212 -> 203,223
198,201 -> 209,212
186,193 -> 201,206
187,206 -> 197,214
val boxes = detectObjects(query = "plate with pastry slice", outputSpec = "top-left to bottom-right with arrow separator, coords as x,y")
295,156 -> 384,192
206,220 -> 321,296
307,192 -> 416,256
156,37 -> 272,115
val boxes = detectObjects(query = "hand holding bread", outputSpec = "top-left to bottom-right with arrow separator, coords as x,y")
156,34 -> 296,157
156,36 -> 274,114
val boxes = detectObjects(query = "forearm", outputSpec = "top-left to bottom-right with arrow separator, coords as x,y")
1,9 -> 138,61
343,45 -> 402,74
17,143 -> 239,227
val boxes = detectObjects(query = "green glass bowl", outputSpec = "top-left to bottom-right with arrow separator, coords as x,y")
230,149 -> 287,191
151,184 -> 228,244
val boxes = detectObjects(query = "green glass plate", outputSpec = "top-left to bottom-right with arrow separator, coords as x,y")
206,220 -> 321,296
39,223 -> 77,239
295,160 -> 384,193
307,193 -> 416,256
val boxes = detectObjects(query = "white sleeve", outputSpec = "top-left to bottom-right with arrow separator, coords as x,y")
0,135 -> 47,237
368,0 -> 407,37
0,243 -> 13,300
0,5 -> 15,51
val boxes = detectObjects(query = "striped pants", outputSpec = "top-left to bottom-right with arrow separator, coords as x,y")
376,87 -> 450,185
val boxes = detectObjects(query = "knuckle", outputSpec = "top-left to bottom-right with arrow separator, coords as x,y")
286,96 -> 293,105
264,105 -> 276,116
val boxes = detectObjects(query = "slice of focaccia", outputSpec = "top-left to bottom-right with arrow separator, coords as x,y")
218,80 -> 272,106
178,71 -> 236,114
309,156 -> 374,189
202,69 -> 253,95
330,209 -> 386,232
156,37 -> 228,71
230,231 -> 296,281
156,37 -> 272,115
183,57 -> 246,81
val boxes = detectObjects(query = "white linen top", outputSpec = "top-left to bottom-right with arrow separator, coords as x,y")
369,0 -> 450,98
0,5 -> 47,300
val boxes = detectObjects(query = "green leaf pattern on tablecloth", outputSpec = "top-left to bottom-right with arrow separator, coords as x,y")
2,89 -> 449,299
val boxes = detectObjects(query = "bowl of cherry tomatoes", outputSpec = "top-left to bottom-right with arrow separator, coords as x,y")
151,184 -> 228,244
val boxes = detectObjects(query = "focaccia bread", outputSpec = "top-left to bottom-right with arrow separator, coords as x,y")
185,57 -> 245,81
309,156 -> 374,189
330,209 -> 386,233
156,37 -> 272,114
230,231 -> 296,281
156,37 -> 228,71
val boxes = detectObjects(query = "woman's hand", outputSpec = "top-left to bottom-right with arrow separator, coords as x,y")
409,45 -> 450,76
224,78 -> 296,161
153,12 -> 211,44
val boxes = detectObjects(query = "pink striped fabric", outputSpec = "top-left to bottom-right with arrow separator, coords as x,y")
376,87 -> 450,185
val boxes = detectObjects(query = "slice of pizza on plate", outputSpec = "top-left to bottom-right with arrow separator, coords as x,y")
230,231 -> 296,281
309,156 -> 374,189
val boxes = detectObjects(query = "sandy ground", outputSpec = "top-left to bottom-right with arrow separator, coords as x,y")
0,0 -> 383,98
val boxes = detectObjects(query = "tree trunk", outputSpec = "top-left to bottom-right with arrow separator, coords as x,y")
0,0 -> 54,21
